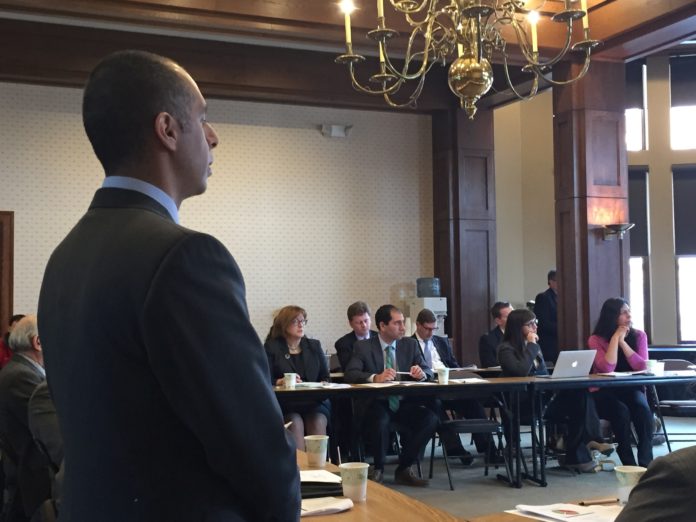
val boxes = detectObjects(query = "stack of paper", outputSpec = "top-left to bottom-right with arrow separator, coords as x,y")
512,503 -> 622,522
301,497 -> 353,517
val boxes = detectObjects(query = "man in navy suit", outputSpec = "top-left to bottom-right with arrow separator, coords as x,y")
334,301 -> 378,371
478,301 -> 513,368
534,270 -> 559,363
414,309 -> 492,463
345,305 -> 438,487
38,51 -> 299,522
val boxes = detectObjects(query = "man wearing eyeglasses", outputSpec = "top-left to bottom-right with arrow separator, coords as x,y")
413,308 -> 495,465
344,305 -> 438,487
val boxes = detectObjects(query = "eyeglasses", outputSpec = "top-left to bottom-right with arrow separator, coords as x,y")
524,319 -> 538,327
291,318 -> 308,326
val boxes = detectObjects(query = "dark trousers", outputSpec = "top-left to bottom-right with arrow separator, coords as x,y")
363,399 -> 438,471
544,390 -> 602,464
593,387 -> 654,467
439,399 -> 492,453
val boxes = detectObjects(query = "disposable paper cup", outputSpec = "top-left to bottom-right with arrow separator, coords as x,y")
284,373 -> 297,390
615,465 -> 646,504
645,360 -> 658,374
654,361 -> 665,376
304,435 -> 329,468
437,367 -> 450,385
339,462 -> 369,503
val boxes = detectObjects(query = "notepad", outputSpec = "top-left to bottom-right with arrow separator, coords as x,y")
511,503 -> 622,522
301,497 -> 353,517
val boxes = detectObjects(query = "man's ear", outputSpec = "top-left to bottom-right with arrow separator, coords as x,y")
32,335 -> 42,353
154,112 -> 179,152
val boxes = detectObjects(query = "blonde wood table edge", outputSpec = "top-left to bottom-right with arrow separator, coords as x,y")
297,451 -> 463,521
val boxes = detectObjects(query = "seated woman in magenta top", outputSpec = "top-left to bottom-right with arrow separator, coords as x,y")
265,305 -> 330,451
588,298 -> 653,467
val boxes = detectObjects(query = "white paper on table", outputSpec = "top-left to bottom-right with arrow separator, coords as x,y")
448,378 -> 488,384
665,370 -> 696,376
301,497 -> 353,517
357,382 -> 398,388
300,470 -> 342,484
512,503 -> 622,522
398,381 -> 437,386
596,371 -> 648,377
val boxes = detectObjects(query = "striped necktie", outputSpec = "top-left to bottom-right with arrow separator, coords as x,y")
384,346 -> 399,412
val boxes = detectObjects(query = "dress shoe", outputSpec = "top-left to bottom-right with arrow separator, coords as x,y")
368,467 -> 384,484
586,440 -> 615,456
445,446 -> 475,466
394,466 -> 429,487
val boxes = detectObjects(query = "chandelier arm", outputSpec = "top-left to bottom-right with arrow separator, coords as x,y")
535,53 -> 592,86
501,57 -> 540,101
382,68 -> 429,108
383,20 -> 437,81
347,63 -> 405,96
390,0 -> 431,16
404,0 -> 441,27
511,17 -> 573,69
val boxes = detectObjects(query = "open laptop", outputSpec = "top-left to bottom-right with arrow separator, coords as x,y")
536,349 -> 597,379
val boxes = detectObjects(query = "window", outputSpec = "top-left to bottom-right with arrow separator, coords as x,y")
673,167 -> 696,342
628,168 -> 650,337
625,60 -> 646,151
670,56 -> 696,150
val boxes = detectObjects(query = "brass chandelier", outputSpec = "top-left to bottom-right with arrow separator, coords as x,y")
335,0 -> 600,118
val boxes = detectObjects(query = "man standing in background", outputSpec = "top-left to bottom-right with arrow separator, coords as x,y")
534,270 -> 559,363
38,50 -> 299,522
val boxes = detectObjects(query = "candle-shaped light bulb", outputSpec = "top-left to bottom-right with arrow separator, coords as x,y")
377,0 -> 384,18
379,42 -> 385,63
339,0 -> 356,45
580,0 -> 589,30
528,10 -> 539,53
457,43 -> 464,57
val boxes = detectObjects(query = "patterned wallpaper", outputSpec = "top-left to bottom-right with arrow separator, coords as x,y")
0,82 -> 434,351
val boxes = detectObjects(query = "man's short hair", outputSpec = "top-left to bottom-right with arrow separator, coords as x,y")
491,301 -> 511,320
416,308 -> 437,324
8,315 -> 38,353
9,314 -> 25,325
347,301 -> 370,321
82,50 -> 195,174
547,270 -> 557,283
374,304 -> 400,329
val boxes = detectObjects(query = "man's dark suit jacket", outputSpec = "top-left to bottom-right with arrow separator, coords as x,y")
616,445 -> 696,522
38,188 -> 300,522
534,287 -> 558,362
344,336 -> 433,383
411,334 -> 459,368
334,330 -> 378,371
478,327 -> 504,368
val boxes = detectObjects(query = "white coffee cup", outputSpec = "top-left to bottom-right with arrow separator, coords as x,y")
304,435 -> 329,468
615,465 -> 647,504
339,462 -> 369,503
284,373 -> 297,389
437,367 -> 450,385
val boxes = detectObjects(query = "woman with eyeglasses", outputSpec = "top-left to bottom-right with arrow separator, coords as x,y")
499,309 -> 609,472
265,305 -> 330,450
588,298 -> 653,467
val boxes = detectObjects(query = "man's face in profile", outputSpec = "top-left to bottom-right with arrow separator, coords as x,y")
416,321 -> 437,342
379,311 -> 406,343
495,306 -> 513,330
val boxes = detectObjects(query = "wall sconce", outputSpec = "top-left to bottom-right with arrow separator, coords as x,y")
602,223 -> 635,240
320,124 -> 352,138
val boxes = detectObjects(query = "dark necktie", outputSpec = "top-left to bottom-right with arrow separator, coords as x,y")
384,346 -> 399,411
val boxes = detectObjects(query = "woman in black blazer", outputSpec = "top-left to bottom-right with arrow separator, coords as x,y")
265,305 -> 330,450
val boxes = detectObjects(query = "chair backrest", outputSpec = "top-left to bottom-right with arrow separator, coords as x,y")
660,359 -> 695,371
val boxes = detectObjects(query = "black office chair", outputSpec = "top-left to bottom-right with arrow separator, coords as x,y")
650,359 -> 696,450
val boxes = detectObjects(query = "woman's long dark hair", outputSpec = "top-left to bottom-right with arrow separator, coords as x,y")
502,309 -> 536,352
592,297 -> 636,346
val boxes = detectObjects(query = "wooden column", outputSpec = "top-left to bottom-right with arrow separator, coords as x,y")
553,60 -> 630,350
432,109 -> 497,365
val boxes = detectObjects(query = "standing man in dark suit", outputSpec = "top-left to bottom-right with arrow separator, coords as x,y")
0,315 -> 50,518
534,270 -> 559,363
478,301 -> 513,368
345,305 -> 438,487
413,309 -> 492,464
334,301 -> 378,371
37,51 -> 299,522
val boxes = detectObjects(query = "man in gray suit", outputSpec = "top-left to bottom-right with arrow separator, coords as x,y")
615,445 -> 696,522
38,51 -> 299,522
345,304 -> 438,487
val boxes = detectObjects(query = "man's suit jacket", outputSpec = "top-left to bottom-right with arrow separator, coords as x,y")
615,445 -> 696,522
38,188 -> 300,522
265,337 -> 329,383
344,336 -> 433,383
411,334 -> 459,368
334,330 -> 378,371
534,288 -> 558,362
478,327 -> 503,368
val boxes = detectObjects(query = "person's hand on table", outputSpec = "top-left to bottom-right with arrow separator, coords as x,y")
410,365 -> 425,380
374,368 -> 396,383
275,375 -> 303,386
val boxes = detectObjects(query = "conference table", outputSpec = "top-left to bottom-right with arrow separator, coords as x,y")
297,450 -> 462,521
278,376 -> 531,487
